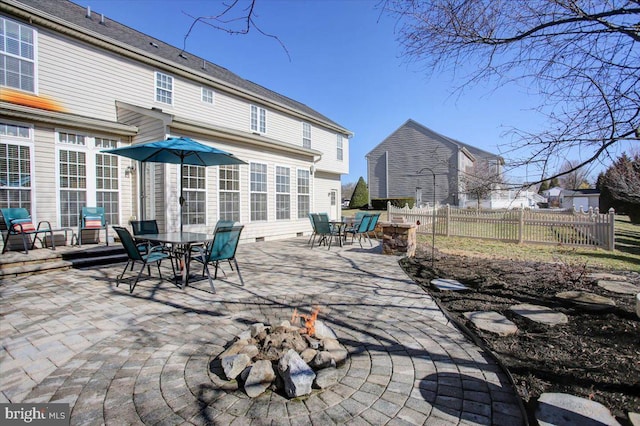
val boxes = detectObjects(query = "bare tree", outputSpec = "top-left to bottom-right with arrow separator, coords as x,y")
460,159 -> 503,208
382,0 -> 640,184
557,160 -> 592,189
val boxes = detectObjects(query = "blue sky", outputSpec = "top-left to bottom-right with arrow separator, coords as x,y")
73,0 -> 608,184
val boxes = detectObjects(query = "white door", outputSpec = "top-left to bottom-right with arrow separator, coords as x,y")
330,190 -> 339,220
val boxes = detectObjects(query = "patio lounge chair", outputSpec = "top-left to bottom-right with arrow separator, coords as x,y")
190,224 -> 244,293
78,207 -> 109,247
113,226 -> 174,293
311,213 -> 340,249
1,207 -> 55,254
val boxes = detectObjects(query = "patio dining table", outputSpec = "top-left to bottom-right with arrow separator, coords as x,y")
135,232 -> 213,289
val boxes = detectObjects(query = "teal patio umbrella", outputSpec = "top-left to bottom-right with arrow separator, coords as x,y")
103,137 -> 247,232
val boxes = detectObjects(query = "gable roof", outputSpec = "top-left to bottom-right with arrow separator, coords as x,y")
3,0 -> 352,136
367,119 -> 502,162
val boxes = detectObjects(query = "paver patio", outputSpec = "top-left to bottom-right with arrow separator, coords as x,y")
0,238 -> 524,425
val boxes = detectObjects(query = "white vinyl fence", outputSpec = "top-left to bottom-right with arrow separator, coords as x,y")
387,203 -> 616,250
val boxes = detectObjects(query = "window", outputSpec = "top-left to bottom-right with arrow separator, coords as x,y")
0,17 -> 36,92
297,169 -> 310,219
276,166 -> 290,220
0,122 -> 32,210
95,138 -> 119,225
57,132 -> 120,227
155,72 -> 173,104
337,134 -> 343,161
182,165 -> 206,225
202,87 -> 214,104
250,163 -> 267,221
250,105 -> 266,133
302,122 -> 311,149
219,164 -> 240,222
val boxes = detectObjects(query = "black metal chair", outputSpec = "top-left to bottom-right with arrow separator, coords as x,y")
113,226 -> 174,293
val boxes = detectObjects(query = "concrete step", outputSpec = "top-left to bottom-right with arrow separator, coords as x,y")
0,244 -> 127,278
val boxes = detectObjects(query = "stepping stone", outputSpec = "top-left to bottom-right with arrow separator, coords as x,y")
597,280 -> 639,295
463,311 -> 518,336
587,272 -> 628,282
556,291 -> 616,311
535,392 -> 621,426
431,278 -> 469,291
509,303 -> 568,326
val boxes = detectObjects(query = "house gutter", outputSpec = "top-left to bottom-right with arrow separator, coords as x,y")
0,101 -> 138,136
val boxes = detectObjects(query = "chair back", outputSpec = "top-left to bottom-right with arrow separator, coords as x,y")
113,226 -> 143,261
318,212 -> 330,222
307,213 -> 317,232
0,208 -> 36,233
213,220 -> 236,233
354,211 -> 366,223
367,213 -> 380,232
313,214 -> 332,234
356,214 -> 373,233
130,220 -> 159,235
207,224 -> 244,262
81,206 -> 106,227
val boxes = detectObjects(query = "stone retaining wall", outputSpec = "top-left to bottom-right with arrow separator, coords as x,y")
380,222 -> 416,257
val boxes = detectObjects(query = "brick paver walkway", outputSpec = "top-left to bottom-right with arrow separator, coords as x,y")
1,238 -> 524,425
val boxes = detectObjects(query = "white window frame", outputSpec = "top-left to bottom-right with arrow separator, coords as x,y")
250,105 -> 267,134
0,121 -> 34,211
297,169 -> 310,219
155,71 -> 173,105
201,87 -> 215,104
95,137 -> 120,225
0,17 -> 37,93
302,122 -> 311,149
275,166 -> 290,220
56,131 -> 121,227
218,164 -> 240,222
181,164 -> 206,226
337,134 -> 344,161
250,162 -> 268,221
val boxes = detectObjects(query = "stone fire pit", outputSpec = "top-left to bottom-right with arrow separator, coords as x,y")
213,309 -> 348,398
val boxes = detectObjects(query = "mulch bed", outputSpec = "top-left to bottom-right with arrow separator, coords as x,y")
400,248 -> 640,425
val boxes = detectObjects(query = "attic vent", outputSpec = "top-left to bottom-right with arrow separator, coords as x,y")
86,6 -> 91,18
202,59 -> 207,70
100,14 -> 105,24
149,42 -> 159,48
179,53 -> 188,60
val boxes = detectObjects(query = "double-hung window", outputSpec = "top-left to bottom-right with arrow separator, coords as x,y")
250,105 -> 266,133
0,122 -> 32,210
155,71 -> 173,104
182,165 -> 206,225
275,166 -> 290,220
57,132 -> 120,227
0,17 -> 36,92
219,165 -> 240,222
250,163 -> 267,221
302,122 -> 311,149
202,87 -> 214,104
337,134 -> 344,161
297,169 -> 310,219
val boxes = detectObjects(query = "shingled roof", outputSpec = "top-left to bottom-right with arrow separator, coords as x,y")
5,0 -> 350,134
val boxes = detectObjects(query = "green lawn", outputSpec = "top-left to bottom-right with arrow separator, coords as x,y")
415,215 -> 640,272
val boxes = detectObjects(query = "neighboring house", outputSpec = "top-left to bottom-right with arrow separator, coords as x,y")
561,189 -> 600,211
366,119 -> 503,207
542,187 -> 563,207
0,0 -> 352,244
462,187 -> 546,209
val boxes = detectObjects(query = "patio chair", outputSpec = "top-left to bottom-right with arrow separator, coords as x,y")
1,207 -> 55,254
307,213 -> 318,246
113,226 -> 174,293
366,213 -> 381,245
311,213 -> 340,249
78,207 -> 109,247
190,224 -> 244,293
345,213 -> 374,248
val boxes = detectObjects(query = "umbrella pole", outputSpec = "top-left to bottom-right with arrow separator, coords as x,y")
179,162 -> 184,233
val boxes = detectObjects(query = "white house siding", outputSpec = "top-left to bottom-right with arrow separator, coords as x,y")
313,172 -> 342,221
1,1 -> 352,244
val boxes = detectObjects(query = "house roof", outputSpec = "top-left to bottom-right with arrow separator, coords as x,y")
366,119 -> 503,162
4,0 -> 352,136
563,189 -> 600,196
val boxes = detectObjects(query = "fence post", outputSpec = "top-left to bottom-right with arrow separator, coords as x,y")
518,208 -> 524,244
446,204 -> 451,237
387,201 -> 391,222
607,208 -> 615,251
